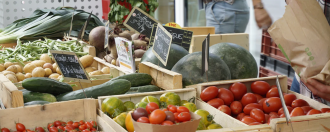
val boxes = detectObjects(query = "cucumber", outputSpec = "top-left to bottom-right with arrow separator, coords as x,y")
56,79 -> 131,101
24,101 -> 50,106
127,85 -> 160,93
21,89 -> 57,103
112,73 -> 152,87
22,77 -> 73,95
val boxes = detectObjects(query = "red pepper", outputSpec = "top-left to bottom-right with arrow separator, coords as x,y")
143,0 -> 149,4
129,4 -> 132,11
122,15 -> 128,23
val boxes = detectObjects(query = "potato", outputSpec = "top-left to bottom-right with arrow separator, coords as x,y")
44,68 -> 52,77
49,73 -> 60,79
134,49 -> 146,58
2,71 -> 15,76
6,65 -> 18,73
101,67 -> 110,74
58,75 -> 63,80
131,33 -> 140,40
40,54 -> 52,63
4,62 -> 13,69
79,55 -> 94,68
119,31 -> 132,40
31,60 -> 46,67
32,67 -> 45,77
43,63 -> 53,70
85,67 -> 97,73
56,67 -> 62,75
111,59 -> 116,65
14,65 -> 23,73
6,74 -> 18,83
16,72 -> 25,82
0,64 -> 5,72
25,73 -> 32,79
133,40 -> 147,49
89,70 -> 102,76
23,63 -> 37,73
52,63 -> 58,73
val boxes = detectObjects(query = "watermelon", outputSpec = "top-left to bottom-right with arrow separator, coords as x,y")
141,44 -> 189,70
209,43 -> 258,79
171,52 -> 231,87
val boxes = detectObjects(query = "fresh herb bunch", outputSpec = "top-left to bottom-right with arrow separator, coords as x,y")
108,0 -> 159,24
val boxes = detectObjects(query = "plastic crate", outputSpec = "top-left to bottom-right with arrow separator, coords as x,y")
259,66 -> 293,89
260,54 -> 295,79
261,31 -> 288,63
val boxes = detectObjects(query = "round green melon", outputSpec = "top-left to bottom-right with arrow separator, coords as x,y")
209,43 -> 258,79
171,52 -> 231,87
141,44 -> 189,70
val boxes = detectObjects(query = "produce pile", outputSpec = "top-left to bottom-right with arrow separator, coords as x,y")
0,120 -> 98,132
200,81 -> 330,125
101,92 -> 222,132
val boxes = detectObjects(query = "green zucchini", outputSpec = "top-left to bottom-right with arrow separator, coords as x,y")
112,73 -> 152,87
56,79 -> 131,101
21,89 -> 57,103
22,77 -> 73,95
24,101 -> 50,106
127,85 -> 160,93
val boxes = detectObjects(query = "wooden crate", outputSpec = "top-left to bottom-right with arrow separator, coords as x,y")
97,88 -> 272,132
182,27 -> 215,35
0,99 -> 115,131
189,33 -> 249,53
0,74 -> 24,108
138,62 -> 182,90
0,43 -> 17,48
196,76 -> 330,131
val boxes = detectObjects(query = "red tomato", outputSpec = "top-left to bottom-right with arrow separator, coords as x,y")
249,122 -> 262,125
321,108 -> 330,113
326,110 -> 330,113
258,98 -> 267,106
267,115 -> 278,124
67,121 -> 73,125
278,106 -> 293,115
264,114 -> 270,123
243,103 -> 263,115
241,93 -> 258,107
57,126 -> 65,131
146,102 -> 160,114
161,108 -> 169,112
251,81 -> 271,96
1,128 -> 10,132
90,121 -> 97,128
292,99 -> 309,108
174,112 -> 180,122
64,126 -> 73,131
54,121 -> 62,127
237,113 -> 246,121
137,117 -> 150,123
280,114 -> 285,118
167,105 -> 175,109
269,112 -> 279,118
79,124 -> 87,130
307,109 -> 322,115
168,106 -> 177,113
178,112 -> 191,122
48,127 -> 58,132
47,123 -> 54,130
229,82 -> 247,101
266,88 -> 279,98
16,123 -> 26,132
241,116 -> 257,125
254,94 -> 263,102
85,122 -> 93,129
218,105 -> 231,115
161,121 -> 174,125
218,88 -> 234,105
250,108 -> 265,123
290,107 -> 305,117
284,94 -> 297,106
177,106 -> 190,113
263,97 -> 282,113
200,86 -> 219,102
207,98 -> 224,108
230,101 -> 243,115
90,128 -> 97,132
301,106 -> 313,114
149,109 -> 167,124
82,130 -> 91,132
79,120 -> 85,125
34,127 -> 45,132
72,122 -> 79,129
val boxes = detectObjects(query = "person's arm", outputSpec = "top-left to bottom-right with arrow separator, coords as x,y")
304,79 -> 330,102
252,0 -> 272,30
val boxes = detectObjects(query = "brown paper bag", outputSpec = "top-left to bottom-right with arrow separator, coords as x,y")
268,0 -> 330,85
132,112 -> 201,132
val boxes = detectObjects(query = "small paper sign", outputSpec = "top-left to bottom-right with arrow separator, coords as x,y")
104,21 -> 110,49
50,50 -> 91,83
149,25 -> 193,51
152,23 -> 172,66
114,37 -> 136,73
123,7 -> 160,38
276,76 -> 294,131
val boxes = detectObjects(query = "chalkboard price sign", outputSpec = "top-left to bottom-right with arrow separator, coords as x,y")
149,25 -> 193,51
123,7 -> 160,38
50,50 -> 90,83
152,23 -> 172,66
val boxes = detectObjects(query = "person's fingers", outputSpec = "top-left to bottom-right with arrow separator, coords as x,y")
306,79 -> 330,101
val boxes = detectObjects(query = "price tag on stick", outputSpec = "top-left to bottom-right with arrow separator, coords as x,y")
152,23 -> 172,66
50,50 -> 91,83
123,7 -> 160,38
104,21 -> 110,49
202,33 -> 210,82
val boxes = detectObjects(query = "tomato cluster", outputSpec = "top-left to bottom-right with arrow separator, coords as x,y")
133,102 -> 192,125
200,81 -> 330,126
1,120 -> 97,132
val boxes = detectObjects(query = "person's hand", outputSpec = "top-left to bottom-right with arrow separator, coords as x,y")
254,8 -> 272,30
305,78 -> 330,102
